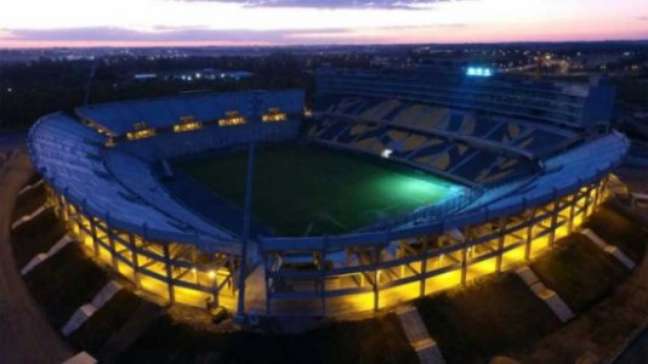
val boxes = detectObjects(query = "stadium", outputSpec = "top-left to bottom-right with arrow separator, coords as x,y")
27,68 -> 629,318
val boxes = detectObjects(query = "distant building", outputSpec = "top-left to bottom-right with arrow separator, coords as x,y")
132,68 -> 253,82
168,68 -> 253,82
133,73 -> 158,81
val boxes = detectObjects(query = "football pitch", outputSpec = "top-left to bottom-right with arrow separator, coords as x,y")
175,144 -> 461,236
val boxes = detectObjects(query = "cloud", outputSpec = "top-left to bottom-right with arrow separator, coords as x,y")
0,26 -> 384,46
174,0 -> 462,10
1,23 -> 473,46
1,26 -> 356,44
638,16 -> 648,21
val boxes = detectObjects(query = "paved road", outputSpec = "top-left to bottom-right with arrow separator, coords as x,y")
615,328 -> 648,363
0,150 -> 73,363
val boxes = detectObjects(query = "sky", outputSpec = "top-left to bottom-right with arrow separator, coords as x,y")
0,0 -> 647,48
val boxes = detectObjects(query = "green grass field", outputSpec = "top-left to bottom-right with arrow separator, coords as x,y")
176,143 -> 460,236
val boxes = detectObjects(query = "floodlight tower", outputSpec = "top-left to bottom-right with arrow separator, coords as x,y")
236,142 -> 256,322
84,61 -> 97,105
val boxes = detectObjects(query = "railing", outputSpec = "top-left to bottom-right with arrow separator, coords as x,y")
49,188 -> 240,311
260,177 -> 611,316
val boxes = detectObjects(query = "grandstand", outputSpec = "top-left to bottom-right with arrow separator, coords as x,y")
27,71 -> 629,317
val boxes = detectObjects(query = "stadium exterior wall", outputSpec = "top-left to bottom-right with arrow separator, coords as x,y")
44,172 -> 615,317
48,187 -> 240,311
26,87 -> 628,317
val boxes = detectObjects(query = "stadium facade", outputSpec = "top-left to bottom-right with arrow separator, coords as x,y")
28,69 -> 628,317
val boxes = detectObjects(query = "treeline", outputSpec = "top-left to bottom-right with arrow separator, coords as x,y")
0,51 -> 375,131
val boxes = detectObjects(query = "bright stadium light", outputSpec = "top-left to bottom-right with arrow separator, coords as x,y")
466,67 -> 493,78
382,148 -> 393,159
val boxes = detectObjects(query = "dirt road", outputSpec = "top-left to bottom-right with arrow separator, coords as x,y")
0,150 -> 73,363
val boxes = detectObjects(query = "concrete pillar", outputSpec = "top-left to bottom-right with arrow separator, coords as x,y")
419,240 -> 428,298
128,233 -> 142,289
525,209 -> 535,261
549,194 -> 560,248
264,254 -> 272,316
584,183 -> 594,217
460,230 -> 468,286
163,244 -> 176,305
373,247 -> 380,311
108,227 -> 118,270
496,216 -> 507,272
320,238 -> 328,316
593,178 -> 603,211
89,216 -> 100,258
568,192 -> 578,233
191,247 -> 198,284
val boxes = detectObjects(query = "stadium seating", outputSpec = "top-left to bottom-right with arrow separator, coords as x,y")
310,90 -> 595,188
29,113 -> 237,251
478,132 -> 628,212
320,97 -> 577,157
307,115 -> 537,186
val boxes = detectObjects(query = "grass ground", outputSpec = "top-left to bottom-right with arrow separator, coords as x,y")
175,143 -> 458,236
10,208 -> 66,268
531,234 -> 629,313
25,244 -> 110,329
584,202 -> 648,262
414,273 -> 561,364
69,290 -> 145,356
119,313 -> 417,364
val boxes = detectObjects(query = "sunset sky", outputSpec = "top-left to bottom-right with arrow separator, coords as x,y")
1,0 -> 647,48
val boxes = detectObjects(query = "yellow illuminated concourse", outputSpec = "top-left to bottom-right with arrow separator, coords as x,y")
47,174 -> 612,317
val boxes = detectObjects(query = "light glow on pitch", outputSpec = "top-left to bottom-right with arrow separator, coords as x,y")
372,173 -> 463,211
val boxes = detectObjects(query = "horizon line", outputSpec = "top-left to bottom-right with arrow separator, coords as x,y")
3,38 -> 648,51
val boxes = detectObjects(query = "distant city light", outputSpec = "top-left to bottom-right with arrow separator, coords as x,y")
7,87 -> 13,93
466,67 -> 493,78
381,149 -> 393,159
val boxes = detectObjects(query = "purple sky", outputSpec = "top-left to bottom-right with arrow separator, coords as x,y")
1,0 -> 647,47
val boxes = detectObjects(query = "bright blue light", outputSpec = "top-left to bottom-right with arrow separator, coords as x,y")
466,66 -> 493,78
